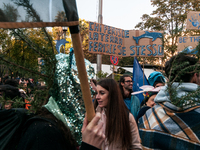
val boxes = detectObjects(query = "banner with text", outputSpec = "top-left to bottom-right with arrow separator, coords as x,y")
88,22 -> 164,57
187,11 -> 200,30
177,36 -> 200,54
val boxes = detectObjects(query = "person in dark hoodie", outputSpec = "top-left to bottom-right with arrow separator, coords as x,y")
0,84 -> 105,150
17,106 -> 105,150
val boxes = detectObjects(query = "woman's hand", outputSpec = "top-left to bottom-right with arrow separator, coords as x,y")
82,112 -> 105,149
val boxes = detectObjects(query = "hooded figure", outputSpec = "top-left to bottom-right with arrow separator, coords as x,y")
138,53 -> 200,150
148,71 -> 165,87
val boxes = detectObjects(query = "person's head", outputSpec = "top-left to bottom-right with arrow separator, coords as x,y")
22,82 -> 27,88
4,100 -> 13,109
25,78 -> 30,84
148,71 -> 165,87
153,81 -> 165,88
165,53 -> 200,84
0,85 -> 21,109
141,92 -> 157,107
4,79 -> 19,87
0,85 -> 20,100
96,78 -> 124,109
119,75 -> 133,97
3,75 -> 9,84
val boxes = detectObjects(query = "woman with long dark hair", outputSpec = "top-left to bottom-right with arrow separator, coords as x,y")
84,78 -> 142,150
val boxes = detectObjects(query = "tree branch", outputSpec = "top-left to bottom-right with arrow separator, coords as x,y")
1,56 -> 49,78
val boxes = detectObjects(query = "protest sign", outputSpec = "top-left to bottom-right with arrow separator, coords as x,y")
177,36 -> 200,54
187,11 -> 200,30
88,22 -> 164,57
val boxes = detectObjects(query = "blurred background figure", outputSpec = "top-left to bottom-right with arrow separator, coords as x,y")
148,71 -> 165,87
25,78 -> 34,96
0,77 -> 3,85
90,78 -> 97,102
2,74 -> 9,84
136,92 -> 158,123
141,92 -> 157,108
0,84 -> 22,109
4,100 -> 13,109
4,79 -> 19,87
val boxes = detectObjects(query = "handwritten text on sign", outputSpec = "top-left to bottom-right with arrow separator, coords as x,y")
177,36 -> 200,52
88,22 -> 164,57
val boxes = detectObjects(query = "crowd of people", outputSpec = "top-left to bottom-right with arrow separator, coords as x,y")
0,76 -> 35,110
1,53 -> 200,149
86,53 -> 200,149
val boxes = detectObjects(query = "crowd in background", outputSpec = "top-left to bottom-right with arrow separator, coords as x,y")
1,53 -> 200,150
0,75 -> 43,110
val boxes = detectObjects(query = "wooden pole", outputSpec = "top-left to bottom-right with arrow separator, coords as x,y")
143,58 -> 145,85
71,33 -> 95,122
112,64 -> 114,79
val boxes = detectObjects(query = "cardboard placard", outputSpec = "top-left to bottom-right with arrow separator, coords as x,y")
88,22 -> 164,57
177,36 -> 200,53
187,11 -> 200,30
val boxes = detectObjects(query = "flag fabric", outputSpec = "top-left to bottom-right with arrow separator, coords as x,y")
0,0 -> 79,28
132,57 -> 149,103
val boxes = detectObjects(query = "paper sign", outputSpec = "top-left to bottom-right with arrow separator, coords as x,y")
187,11 -> 200,30
88,22 -> 164,57
177,36 -> 200,53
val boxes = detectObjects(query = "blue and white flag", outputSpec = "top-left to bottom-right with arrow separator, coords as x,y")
132,57 -> 149,103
